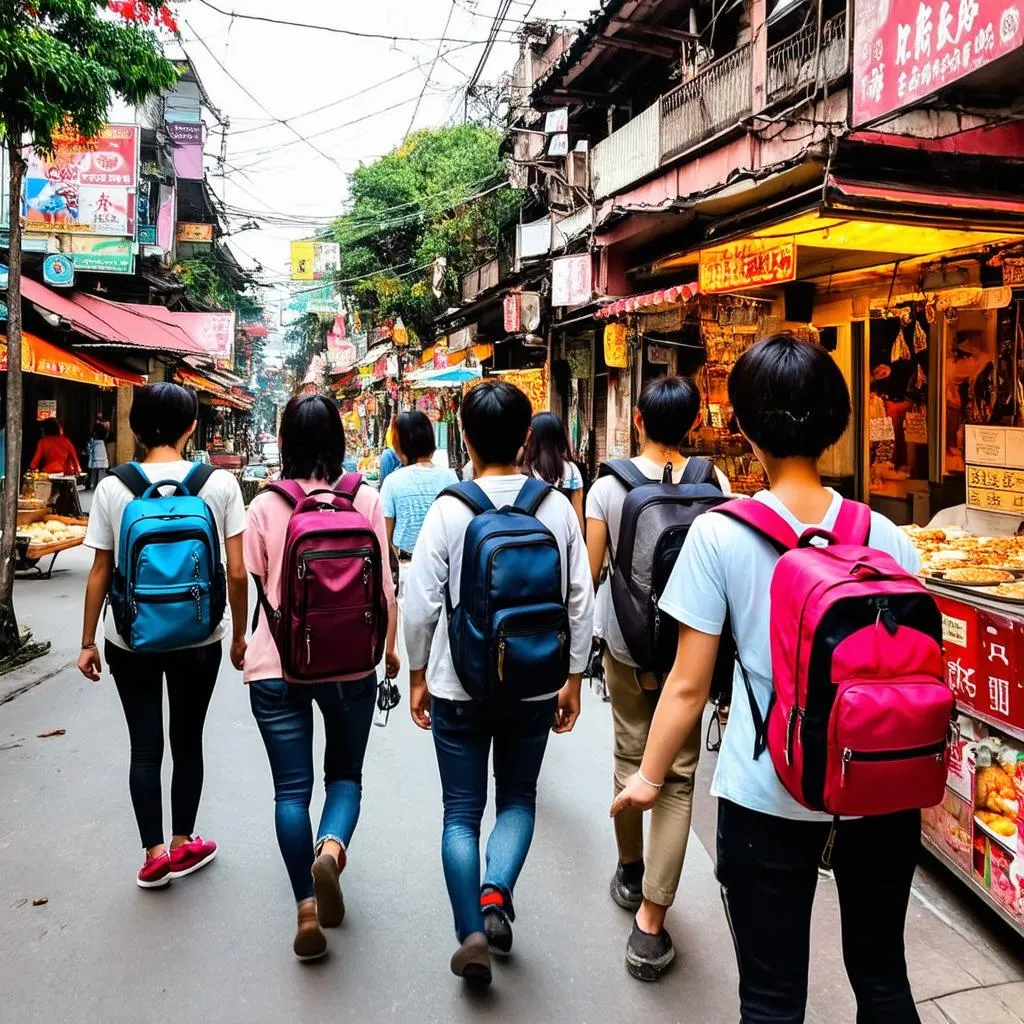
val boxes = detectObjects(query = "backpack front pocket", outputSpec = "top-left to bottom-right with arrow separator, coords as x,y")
132,582 -> 213,651
492,603 -> 570,699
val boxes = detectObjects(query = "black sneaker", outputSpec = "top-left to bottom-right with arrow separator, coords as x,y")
625,920 -> 675,981
481,886 -> 514,957
609,861 -> 644,911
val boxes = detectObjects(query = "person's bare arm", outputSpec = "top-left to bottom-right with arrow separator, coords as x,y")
586,517 -> 608,591
385,516 -> 398,562
571,489 -> 585,535
225,533 -> 248,670
610,626 -> 720,815
78,549 -> 113,681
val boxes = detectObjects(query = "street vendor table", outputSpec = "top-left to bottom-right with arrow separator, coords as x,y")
15,511 -> 88,579
921,578 -> 1024,936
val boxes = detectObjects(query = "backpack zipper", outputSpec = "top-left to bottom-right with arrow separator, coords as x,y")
496,620 -> 568,683
840,741 -> 945,785
297,546 -> 374,580
133,584 -> 205,622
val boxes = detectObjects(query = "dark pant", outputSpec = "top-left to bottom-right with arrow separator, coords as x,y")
106,641 -> 222,849
249,675 -> 376,902
431,696 -> 557,942
716,800 -> 922,1024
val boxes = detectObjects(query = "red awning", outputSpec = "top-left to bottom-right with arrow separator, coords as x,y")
77,351 -> 146,386
828,176 -> 1024,218
595,282 -> 699,320
112,303 -> 236,361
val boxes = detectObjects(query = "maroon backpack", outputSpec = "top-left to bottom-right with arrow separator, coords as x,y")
252,475 -> 387,682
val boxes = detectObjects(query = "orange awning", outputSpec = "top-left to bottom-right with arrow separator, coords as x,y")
175,367 -> 226,395
0,332 -> 140,387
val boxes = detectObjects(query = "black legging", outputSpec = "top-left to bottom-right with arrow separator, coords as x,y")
106,641 -> 222,849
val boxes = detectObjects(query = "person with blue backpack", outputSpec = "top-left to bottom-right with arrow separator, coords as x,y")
78,383 -> 248,890
403,380 -> 594,989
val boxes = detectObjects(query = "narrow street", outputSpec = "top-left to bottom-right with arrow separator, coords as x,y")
0,551 -> 1021,1024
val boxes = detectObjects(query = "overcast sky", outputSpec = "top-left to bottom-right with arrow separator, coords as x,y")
173,0 -> 597,313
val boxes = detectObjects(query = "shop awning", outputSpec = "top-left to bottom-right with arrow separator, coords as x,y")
0,332 -> 143,387
405,365 -> 482,388
175,367 -> 227,395
595,282 -> 699,320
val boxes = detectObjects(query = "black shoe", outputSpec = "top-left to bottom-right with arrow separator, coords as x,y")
450,933 -> 492,989
482,905 -> 513,957
609,861 -> 644,911
625,921 -> 675,982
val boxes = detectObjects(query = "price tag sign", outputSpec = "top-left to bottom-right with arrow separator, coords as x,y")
965,426 -> 1024,516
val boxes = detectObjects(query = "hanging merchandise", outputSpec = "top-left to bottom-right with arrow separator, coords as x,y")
904,405 -> 928,444
604,322 -> 628,368
890,329 -> 912,362
869,391 -> 896,443
393,317 -> 409,347
913,320 -> 928,353
566,336 -> 592,379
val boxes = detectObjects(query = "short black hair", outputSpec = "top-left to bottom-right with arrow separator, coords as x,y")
41,418 -> 61,437
395,411 -> 436,462
636,376 -> 701,447
91,420 -> 109,442
729,333 -> 851,459
460,380 -> 532,466
129,383 -> 199,449
280,394 -> 345,481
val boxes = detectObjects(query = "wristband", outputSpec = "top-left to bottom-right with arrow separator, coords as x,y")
637,769 -> 664,790
81,643 -> 97,651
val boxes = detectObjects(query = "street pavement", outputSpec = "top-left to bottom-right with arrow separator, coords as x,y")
1,547 -> 1023,1023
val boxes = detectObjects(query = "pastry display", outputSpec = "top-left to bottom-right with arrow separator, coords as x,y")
902,527 -> 1024,591
996,582 -> 1024,600
942,567 -> 1016,585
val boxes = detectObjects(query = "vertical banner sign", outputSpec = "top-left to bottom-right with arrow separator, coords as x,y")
853,0 -> 1024,126
551,254 -> 593,307
167,123 -> 204,180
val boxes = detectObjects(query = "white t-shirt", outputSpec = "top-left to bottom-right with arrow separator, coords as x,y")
85,461 -> 246,650
403,474 -> 595,701
531,460 -> 583,491
659,489 -> 921,822
586,456 -> 731,668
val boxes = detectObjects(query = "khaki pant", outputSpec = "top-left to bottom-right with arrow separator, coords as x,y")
606,651 -> 701,907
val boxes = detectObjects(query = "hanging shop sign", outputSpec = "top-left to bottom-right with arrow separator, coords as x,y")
853,0 -> 1024,126
36,400 -> 57,421
647,342 -> 672,365
137,224 -> 158,245
504,292 -> 521,333
604,323 -> 628,369
290,239 -> 341,281
167,122 -> 204,181
42,253 -> 74,287
67,235 -> 135,274
177,222 -> 214,243
448,323 -> 478,354
551,254 -> 593,307
965,425 -> 1024,514
1003,258 -> 1024,286
699,238 -> 796,293
23,124 -> 138,235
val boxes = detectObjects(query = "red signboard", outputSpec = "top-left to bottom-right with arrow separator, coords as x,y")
698,238 -> 796,294
853,0 -> 1024,126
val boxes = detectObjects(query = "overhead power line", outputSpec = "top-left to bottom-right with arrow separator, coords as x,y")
406,0 -> 459,138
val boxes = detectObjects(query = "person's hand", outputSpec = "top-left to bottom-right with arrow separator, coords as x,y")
410,671 -> 431,731
553,674 -> 582,734
385,647 -> 401,680
230,636 -> 247,672
610,772 -> 661,817
78,645 -> 102,683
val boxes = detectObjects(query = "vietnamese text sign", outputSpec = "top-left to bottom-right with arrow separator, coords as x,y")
699,238 -> 796,293
177,222 -> 214,243
551,254 -> 593,307
68,236 -> 135,274
966,465 -> 1024,514
965,424 -> 1024,467
853,0 -> 1024,126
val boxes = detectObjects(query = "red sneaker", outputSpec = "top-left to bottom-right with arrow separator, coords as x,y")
168,836 -> 218,879
137,851 -> 171,889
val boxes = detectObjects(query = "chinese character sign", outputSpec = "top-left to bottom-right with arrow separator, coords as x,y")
853,0 -> 1024,125
698,238 -> 797,294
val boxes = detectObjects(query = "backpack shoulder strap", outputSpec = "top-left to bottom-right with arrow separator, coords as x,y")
598,459 -> 651,492
336,471 -> 363,500
265,480 -> 310,508
712,499 -> 800,555
183,462 -> 217,497
110,462 -> 150,498
439,480 -> 495,516
681,456 -> 716,487
513,477 -> 553,516
833,499 -> 872,546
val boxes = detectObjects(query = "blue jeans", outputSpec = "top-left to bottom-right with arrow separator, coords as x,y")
431,696 -> 557,942
249,675 -> 376,902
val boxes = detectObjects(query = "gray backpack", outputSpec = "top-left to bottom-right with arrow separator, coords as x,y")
599,458 -> 730,675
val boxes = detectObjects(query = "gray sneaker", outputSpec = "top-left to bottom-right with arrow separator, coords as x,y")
625,921 -> 675,981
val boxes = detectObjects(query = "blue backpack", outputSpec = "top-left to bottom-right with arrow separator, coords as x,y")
442,478 -> 570,701
108,462 -> 226,652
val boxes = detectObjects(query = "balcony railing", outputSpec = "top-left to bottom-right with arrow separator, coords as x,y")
591,102 -> 661,200
661,44 -> 753,162
766,12 -> 848,103
461,258 -> 501,302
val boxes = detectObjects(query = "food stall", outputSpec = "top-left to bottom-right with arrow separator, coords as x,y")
905,426 -> 1024,935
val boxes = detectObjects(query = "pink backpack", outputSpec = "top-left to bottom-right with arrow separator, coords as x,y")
715,498 -> 953,817
253,475 -> 387,682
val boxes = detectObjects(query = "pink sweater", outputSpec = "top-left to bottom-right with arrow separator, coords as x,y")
243,479 -> 397,683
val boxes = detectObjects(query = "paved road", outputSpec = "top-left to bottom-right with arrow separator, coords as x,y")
0,552 -> 1022,1022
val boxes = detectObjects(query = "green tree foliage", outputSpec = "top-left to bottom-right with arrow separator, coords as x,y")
0,1 -> 177,653
332,124 -> 520,343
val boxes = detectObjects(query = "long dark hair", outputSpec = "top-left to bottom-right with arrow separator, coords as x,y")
279,394 -> 345,481
521,412 -> 569,486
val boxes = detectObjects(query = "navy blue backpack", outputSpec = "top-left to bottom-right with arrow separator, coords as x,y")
442,478 -> 570,701
108,462 -> 226,652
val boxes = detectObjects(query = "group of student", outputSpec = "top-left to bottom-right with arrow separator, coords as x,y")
77,334 -> 937,1022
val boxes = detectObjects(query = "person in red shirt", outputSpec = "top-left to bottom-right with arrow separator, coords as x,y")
29,418 -> 81,475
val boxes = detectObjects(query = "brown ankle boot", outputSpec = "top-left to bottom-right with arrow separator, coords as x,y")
293,900 -> 327,961
311,853 -> 345,928
450,933 -> 492,988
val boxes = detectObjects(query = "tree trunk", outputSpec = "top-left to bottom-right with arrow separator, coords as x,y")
0,140 -> 26,658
